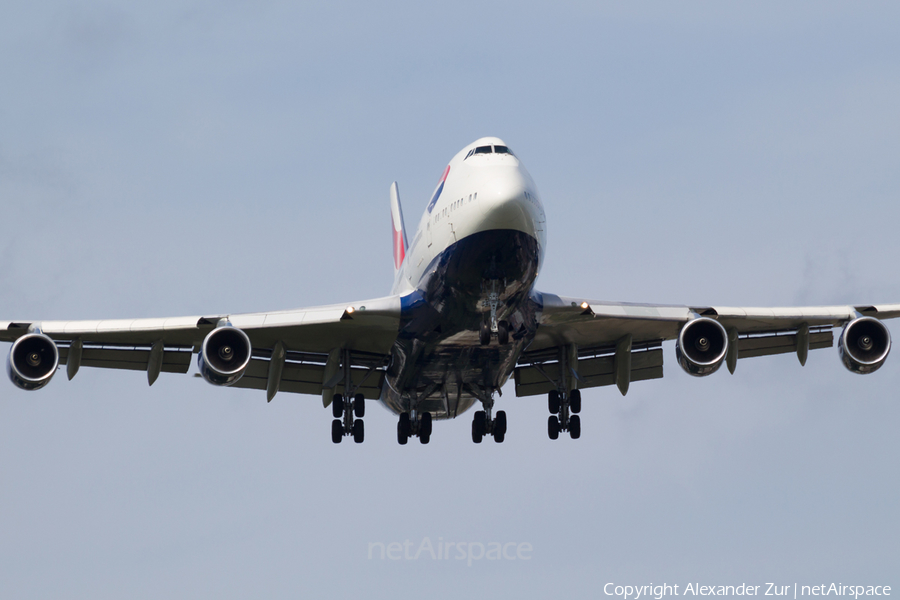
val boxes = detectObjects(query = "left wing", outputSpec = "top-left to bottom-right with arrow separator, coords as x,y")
1,295 -> 401,402
514,292 -> 900,398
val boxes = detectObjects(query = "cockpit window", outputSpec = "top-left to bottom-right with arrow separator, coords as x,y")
465,144 -> 516,160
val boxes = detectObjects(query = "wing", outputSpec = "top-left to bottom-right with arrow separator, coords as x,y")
514,292 -> 900,398
0,295 -> 401,401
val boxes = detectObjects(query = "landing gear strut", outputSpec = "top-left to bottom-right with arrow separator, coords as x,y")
329,349 -> 370,444
547,388 -> 581,440
471,391 -> 507,443
479,279 -> 510,346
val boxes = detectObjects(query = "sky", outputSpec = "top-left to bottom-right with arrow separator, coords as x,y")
1,1 -> 899,598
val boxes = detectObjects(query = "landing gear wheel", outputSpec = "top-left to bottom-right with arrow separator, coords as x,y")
569,414 -> 581,439
479,321 -> 491,346
495,410 -> 507,435
332,394 -> 344,419
494,410 -> 507,443
420,412 -> 433,437
548,415 -> 560,440
331,419 -> 343,444
353,393 -> 365,418
570,389 -> 582,414
472,410 -> 486,443
420,432 -> 430,445
398,412 -> 411,445
548,390 -> 560,414
352,419 -> 365,443
497,320 -> 509,345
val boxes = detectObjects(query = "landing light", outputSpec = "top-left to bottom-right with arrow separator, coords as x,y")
580,302 -> 589,309
346,306 -> 355,314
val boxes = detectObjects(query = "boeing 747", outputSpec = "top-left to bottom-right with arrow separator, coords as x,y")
3,137 -> 897,444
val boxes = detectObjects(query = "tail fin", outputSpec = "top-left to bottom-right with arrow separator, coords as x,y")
390,182 -> 409,272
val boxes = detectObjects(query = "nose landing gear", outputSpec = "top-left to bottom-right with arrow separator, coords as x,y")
479,319 -> 510,346
479,279 -> 510,345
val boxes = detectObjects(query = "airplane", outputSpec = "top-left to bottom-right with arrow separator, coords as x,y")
2,136 -> 897,445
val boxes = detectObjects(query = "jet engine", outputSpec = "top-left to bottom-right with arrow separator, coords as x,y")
839,317 -> 891,374
676,317 -> 729,377
7,333 -> 60,391
198,326 -> 252,385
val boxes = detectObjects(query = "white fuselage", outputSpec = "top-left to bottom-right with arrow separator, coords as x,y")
381,137 -> 548,418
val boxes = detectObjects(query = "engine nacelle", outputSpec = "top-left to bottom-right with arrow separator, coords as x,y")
198,326 -> 252,386
676,317 -> 728,377
839,317 -> 891,374
7,333 -> 60,391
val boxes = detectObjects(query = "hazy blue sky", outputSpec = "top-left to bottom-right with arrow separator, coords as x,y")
1,2 -> 899,598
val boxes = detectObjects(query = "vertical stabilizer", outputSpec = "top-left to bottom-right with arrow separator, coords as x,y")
390,182 -> 409,272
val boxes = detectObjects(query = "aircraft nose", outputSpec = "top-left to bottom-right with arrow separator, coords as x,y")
478,169 -> 535,232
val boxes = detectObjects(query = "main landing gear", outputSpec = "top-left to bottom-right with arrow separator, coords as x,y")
547,389 -> 581,440
331,392 -> 366,444
471,392 -> 507,443
397,411 -> 433,445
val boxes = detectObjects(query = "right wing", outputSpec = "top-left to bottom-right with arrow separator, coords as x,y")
0,295 -> 401,402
